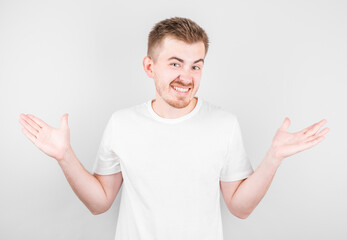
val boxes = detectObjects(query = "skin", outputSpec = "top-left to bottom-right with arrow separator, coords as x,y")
143,36 -> 205,119
18,35 -> 330,218
220,118 -> 329,218
18,113 -> 123,215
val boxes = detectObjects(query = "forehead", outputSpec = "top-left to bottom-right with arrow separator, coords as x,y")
156,36 -> 205,61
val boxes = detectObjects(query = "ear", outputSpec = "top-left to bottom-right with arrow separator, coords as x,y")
143,56 -> 154,78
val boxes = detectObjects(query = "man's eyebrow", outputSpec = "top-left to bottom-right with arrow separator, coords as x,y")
167,56 -> 204,64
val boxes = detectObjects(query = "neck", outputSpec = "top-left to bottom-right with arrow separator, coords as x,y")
151,97 -> 198,119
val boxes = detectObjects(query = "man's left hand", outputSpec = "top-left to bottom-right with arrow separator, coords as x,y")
269,118 -> 329,162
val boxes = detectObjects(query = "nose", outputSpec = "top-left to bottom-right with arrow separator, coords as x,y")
179,66 -> 193,83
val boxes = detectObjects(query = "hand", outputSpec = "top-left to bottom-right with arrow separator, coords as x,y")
19,113 -> 71,162
270,117 -> 329,161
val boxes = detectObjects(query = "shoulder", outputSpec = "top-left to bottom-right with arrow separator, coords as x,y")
109,102 -> 146,123
201,99 -> 238,124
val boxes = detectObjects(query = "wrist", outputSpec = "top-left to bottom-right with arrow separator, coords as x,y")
57,145 -> 74,163
265,146 -> 283,167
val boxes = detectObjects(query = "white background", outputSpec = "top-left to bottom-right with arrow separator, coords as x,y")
1,0 -> 346,239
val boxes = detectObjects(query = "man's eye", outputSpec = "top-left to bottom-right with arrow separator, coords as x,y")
193,66 -> 200,70
171,63 -> 180,67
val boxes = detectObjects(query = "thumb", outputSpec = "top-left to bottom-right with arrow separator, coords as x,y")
61,113 -> 69,129
280,117 -> 290,131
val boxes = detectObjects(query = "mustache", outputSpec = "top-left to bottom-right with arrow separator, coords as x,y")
171,81 -> 193,88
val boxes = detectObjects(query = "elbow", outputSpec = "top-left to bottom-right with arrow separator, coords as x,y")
230,208 -> 252,219
89,198 -> 113,215
236,212 -> 250,219
91,209 -> 106,215
228,203 -> 254,219
237,208 -> 254,219
91,210 -> 102,215
90,206 -> 109,215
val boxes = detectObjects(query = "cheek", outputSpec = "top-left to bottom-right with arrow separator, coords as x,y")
157,66 -> 174,76
160,70 -> 179,84
164,68 -> 179,78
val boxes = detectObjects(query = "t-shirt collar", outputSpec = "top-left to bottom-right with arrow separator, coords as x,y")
146,97 -> 203,124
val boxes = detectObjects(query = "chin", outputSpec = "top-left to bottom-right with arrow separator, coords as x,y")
166,97 -> 192,109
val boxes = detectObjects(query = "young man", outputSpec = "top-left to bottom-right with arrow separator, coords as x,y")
19,17 -> 329,240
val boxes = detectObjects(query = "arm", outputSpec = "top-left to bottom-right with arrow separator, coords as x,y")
19,113 -> 123,215
220,148 -> 280,219
58,146 -> 123,215
221,117 -> 329,219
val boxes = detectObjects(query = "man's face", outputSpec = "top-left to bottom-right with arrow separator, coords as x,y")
147,36 -> 205,109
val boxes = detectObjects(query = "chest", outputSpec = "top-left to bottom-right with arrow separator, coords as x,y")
113,122 -> 229,185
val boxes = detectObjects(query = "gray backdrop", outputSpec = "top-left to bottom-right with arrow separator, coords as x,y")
1,0 -> 346,239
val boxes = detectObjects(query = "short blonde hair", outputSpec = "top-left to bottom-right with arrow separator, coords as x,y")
147,17 -> 209,63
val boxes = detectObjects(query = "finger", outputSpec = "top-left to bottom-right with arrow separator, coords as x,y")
19,117 -> 39,137
20,114 -> 41,132
280,117 -> 291,131
26,114 -> 48,128
304,127 -> 330,142
299,125 -> 310,135
21,127 -> 38,145
316,127 -> 330,137
302,135 -> 326,150
303,119 -> 327,136
305,119 -> 327,136
299,119 -> 324,134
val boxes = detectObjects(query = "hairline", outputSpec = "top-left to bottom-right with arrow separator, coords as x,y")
150,35 -> 206,64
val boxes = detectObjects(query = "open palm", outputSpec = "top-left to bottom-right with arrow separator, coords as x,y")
271,117 -> 330,160
19,113 -> 71,161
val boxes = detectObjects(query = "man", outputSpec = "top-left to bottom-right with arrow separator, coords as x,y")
19,17 -> 329,240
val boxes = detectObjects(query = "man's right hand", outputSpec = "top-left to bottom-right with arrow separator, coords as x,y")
18,112 -> 123,214
19,113 -> 71,162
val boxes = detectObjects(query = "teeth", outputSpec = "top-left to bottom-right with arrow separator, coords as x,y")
174,86 -> 189,92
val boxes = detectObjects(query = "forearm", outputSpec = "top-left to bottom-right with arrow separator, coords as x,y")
229,148 -> 282,218
57,145 -> 108,215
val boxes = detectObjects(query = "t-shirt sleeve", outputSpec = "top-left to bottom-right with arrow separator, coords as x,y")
92,114 -> 122,175
220,117 -> 254,182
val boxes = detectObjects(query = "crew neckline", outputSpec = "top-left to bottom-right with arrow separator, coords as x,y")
146,97 -> 203,124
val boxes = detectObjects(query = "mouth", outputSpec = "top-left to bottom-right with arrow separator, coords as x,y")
171,85 -> 191,95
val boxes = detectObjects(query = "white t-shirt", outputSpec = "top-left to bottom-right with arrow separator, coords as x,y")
92,96 -> 254,240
